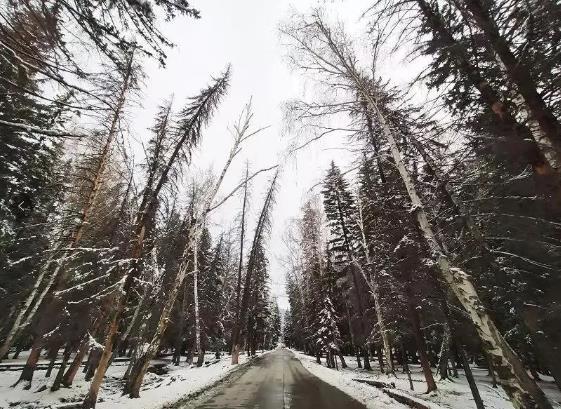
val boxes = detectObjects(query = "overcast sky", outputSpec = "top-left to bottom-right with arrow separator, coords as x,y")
129,0 -> 424,310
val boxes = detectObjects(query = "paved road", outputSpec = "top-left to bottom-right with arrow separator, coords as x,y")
194,349 -> 367,409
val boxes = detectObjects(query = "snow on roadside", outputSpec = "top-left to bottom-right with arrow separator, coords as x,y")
291,350 -> 561,409
0,351 -> 267,409
291,350 -> 409,409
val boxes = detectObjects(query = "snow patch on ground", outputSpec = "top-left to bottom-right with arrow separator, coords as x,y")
292,351 -> 408,409
292,351 -> 561,409
0,351 -> 267,409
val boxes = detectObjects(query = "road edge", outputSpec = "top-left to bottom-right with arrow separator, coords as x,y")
162,353 -> 268,409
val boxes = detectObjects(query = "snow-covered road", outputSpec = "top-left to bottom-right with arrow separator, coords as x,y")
186,348 -> 370,408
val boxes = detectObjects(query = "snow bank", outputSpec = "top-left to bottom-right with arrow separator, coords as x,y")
0,351 -> 267,409
292,351 -> 561,409
292,351 -> 409,409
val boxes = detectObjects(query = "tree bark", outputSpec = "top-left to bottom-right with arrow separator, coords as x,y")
231,166 -> 248,365
193,241 -> 202,367
437,325 -> 452,380
458,0 -> 561,168
458,343 -> 486,409
44,344 -> 60,378
358,76 -> 553,408
63,341 -> 88,387
417,0 -> 560,173
14,342 -> 41,389
401,343 -> 414,391
406,297 -> 437,393
51,345 -> 72,391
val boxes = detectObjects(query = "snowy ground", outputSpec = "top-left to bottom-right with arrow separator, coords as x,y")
292,351 -> 561,409
0,351 -> 265,409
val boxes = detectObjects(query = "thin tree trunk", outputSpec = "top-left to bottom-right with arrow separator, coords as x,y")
338,352 -> 347,369
363,347 -> 372,371
406,296 -> 437,393
438,325 -> 452,380
193,241 -> 202,367
345,302 -> 361,369
232,165 -> 248,365
51,345 -> 72,391
401,343 -> 414,391
173,280 -> 190,366
63,341 -> 88,387
356,195 -> 394,375
45,344 -> 60,378
458,343 -> 486,409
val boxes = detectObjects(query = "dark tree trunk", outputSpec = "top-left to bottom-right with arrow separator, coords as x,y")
45,344 -> 60,378
197,349 -> 205,367
51,346 -> 72,391
12,343 -> 24,359
63,341 -> 88,387
15,342 -> 41,388
401,342 -> 414,391
338,352 -> 347,369
406,298 -> 437,392
458,343 -> 485,409
376,345 -> 385,374
84,348 -> 102,382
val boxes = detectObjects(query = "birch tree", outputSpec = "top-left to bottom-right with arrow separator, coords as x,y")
281,12 -> 553,409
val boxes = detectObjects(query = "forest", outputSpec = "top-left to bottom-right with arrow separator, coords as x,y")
0,1 -> 560,409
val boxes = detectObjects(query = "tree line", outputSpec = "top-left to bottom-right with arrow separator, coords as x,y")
0,1 -> 281,408
281,3 -> 561,409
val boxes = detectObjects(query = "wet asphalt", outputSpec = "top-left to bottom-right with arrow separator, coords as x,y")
193,349 -> 367,409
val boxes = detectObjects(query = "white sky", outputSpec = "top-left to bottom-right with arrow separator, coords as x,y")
130,0 -> 425,310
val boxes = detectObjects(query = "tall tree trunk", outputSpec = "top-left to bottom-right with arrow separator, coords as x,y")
232,165 -> 248,365
63,340 -> 88,387
14,341 -> 41,389
401,342 -> 414,391
362,347 -> 372,371
356,194 -> 394,375
458,0 -> 561,168
416,0 -> 560,173
231,172 -> 278,366
172,280 -> 190,366
355,73 -> 553,408
51,345 -> 72,391
44,344 -> 60,378
406,293 -> 437,392
193,241 -> 203,367
437,325 -> 452,381
458,343 -> 486,409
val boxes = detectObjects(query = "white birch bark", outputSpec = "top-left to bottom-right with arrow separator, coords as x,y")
363,85 -> 551,409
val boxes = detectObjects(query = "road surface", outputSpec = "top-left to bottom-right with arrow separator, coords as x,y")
193,349 -> 367,409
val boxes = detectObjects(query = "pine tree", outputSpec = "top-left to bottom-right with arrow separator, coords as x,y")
313,296 -> 343,368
